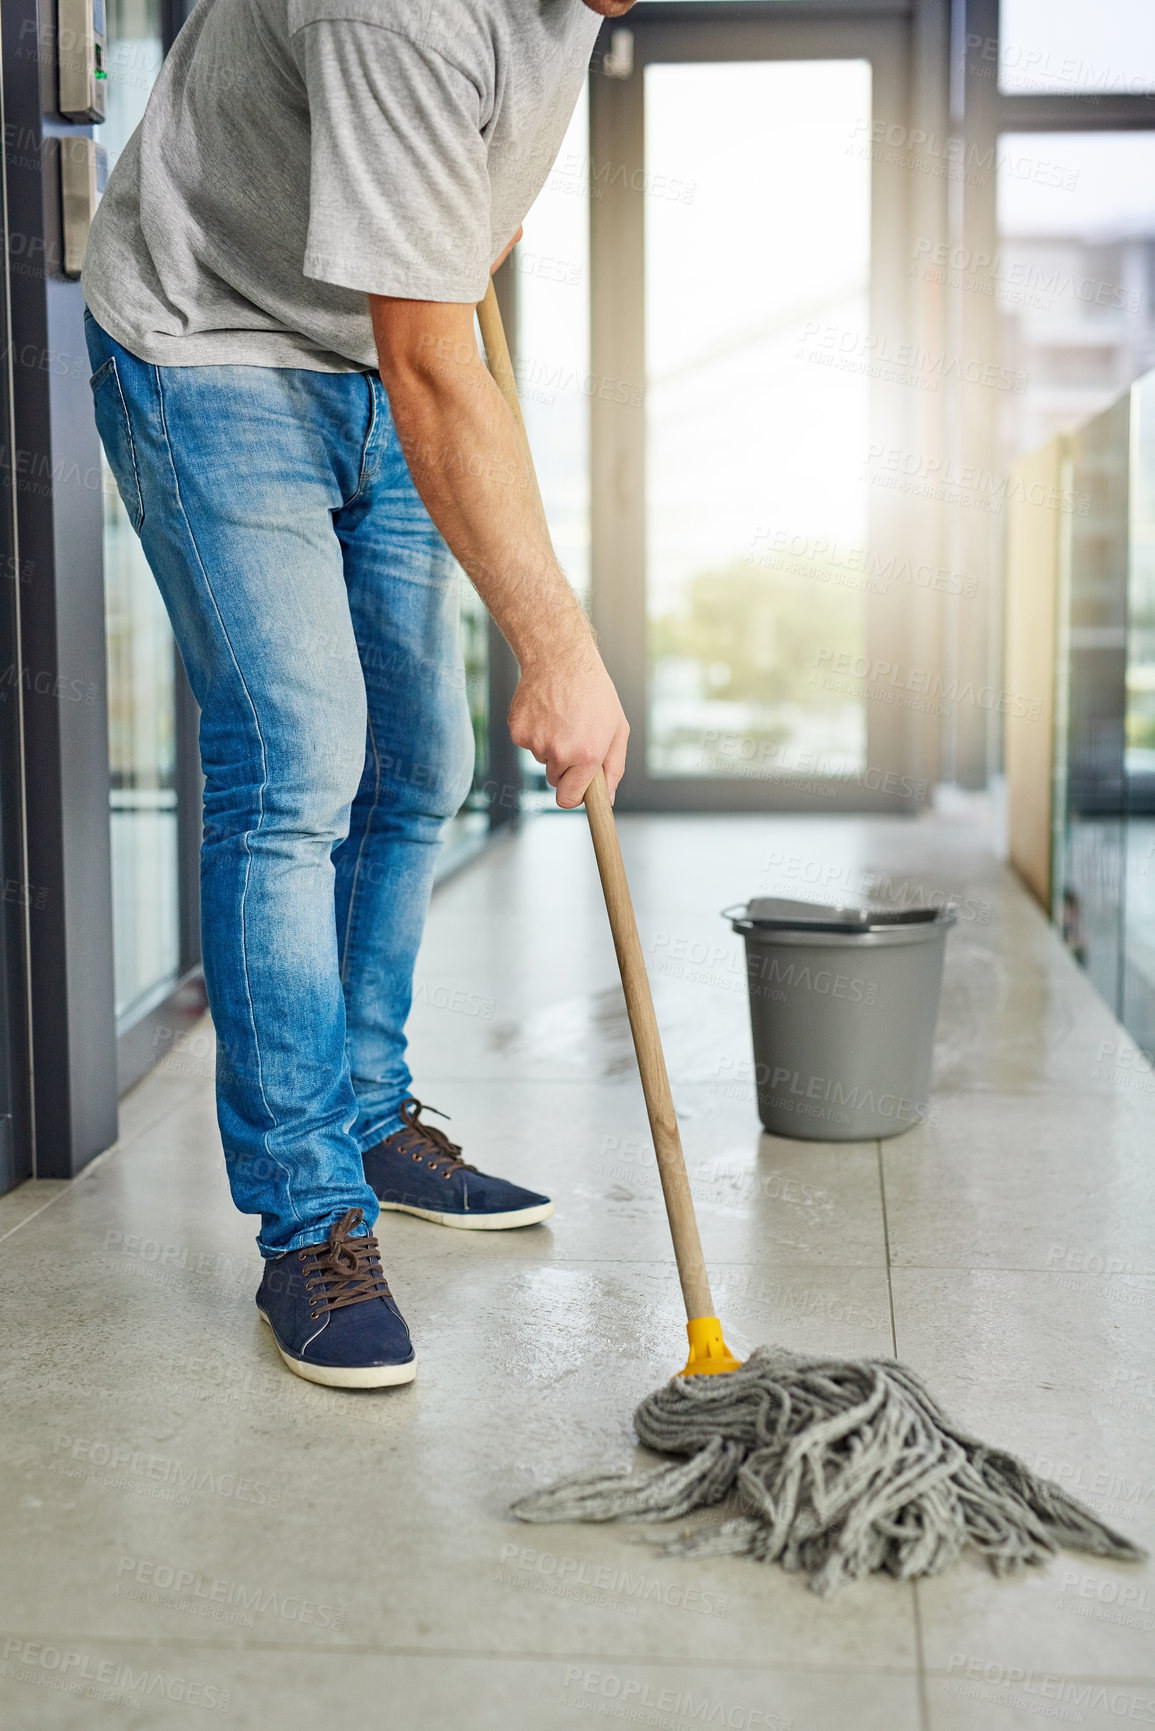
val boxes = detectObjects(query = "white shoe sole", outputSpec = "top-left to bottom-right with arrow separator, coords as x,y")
258,1311 -> 417,1388
377,1199 -> 555,1231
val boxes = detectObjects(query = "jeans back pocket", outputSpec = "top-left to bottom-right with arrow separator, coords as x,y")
90,355 -> 145,533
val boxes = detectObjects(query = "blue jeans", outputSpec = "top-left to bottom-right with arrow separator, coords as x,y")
85,314 -> 476,1256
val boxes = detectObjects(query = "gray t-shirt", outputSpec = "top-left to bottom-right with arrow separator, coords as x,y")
82,0 -> 600,371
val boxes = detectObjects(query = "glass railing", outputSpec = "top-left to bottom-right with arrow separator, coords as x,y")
1122,372 -> 1155,1058
1045,365 -> 1155,1063
1055,397 -> 1129,1011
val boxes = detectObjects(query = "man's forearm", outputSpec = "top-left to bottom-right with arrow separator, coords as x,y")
369,298 -> 589,671
369,293 -> 628,809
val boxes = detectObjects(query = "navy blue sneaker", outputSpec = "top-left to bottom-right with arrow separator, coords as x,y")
256,1208 -> 416,1388
364,1098 -> 554,1230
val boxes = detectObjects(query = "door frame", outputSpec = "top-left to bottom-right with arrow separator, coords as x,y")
589,2 -> 945,812
110,0 -> 208,1095
0,2 -> 35,1194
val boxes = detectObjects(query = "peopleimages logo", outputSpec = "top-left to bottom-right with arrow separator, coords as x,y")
560,1665 -> 791,1729
116,1557 -> 345,1629
1057,1568 -> 1155,1632
846,118 -> 1079,190
747,526 -> 977,598
943,1653 -> 1155,1722
795,320 -> 1028,394
52,1435 -> 279,1507
813,646 -> 1041,719
0,1640 -> 229,1712
714,1057 -> 931,1129
746,955 -> 878,1005
909,238 -> 1139,312
547,151 -> 696,205
862,441 -> 1090,514
499,1546 -> 728,1618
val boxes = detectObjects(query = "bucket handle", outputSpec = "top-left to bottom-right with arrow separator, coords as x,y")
721,904 -> 754,932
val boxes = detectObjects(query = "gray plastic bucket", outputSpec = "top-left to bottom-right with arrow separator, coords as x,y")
725,896 -> 955,1142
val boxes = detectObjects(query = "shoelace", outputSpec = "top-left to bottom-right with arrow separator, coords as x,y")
298,1207 -> 392,1320
387,1096 -> 479,1179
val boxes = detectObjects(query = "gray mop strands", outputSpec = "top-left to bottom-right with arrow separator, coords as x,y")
511,1346 -> 1145,1595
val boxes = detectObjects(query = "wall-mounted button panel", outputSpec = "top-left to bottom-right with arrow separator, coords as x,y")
61,135 -> 108,276
58,0 -> 108,124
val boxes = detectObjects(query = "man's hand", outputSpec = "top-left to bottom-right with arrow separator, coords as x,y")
369,293 -> 629,808
510,629 -> 629,808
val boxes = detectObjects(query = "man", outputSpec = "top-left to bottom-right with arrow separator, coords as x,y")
82,0 -> 636,1390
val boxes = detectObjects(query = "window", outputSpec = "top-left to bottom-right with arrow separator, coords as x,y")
997,133 -> 1155,472
998,0 -> 1155,97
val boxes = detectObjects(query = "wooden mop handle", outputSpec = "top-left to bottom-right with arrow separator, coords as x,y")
582,771 -> 715,1320
475,280 -> 714,1323
476,282 -> 546,522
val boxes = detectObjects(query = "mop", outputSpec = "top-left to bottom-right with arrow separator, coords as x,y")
475,283 -> 1145,1595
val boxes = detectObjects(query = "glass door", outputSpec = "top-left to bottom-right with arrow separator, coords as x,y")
0,186 -> 32,1194
590,12 -> 920,811
645,58 -> 872,783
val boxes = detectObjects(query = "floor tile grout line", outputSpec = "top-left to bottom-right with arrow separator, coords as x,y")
0,1189 -> 73,1246
0,1137 -> 135,1245
0,1086 -> 203,1247
919,1666 -> 1155,1683
875,1138 -> 899,1357
0,1053 -> 232,1248
0,1631 -> 935,1674
10,1617 -> 1151,1689
911,1584 -> 932,1731
875,1133 -> 931,1722
9,1204 -> 1144,1288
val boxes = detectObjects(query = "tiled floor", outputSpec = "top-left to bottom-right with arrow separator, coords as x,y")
2,807 -> 1153,1730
